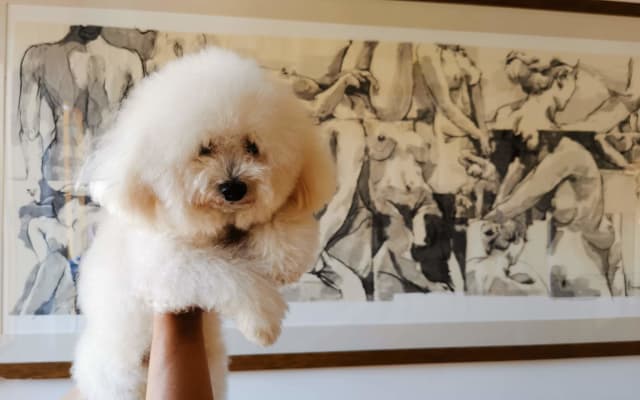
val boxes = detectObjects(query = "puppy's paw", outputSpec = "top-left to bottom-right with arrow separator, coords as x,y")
236,295 -> 287,347
239,317 -> 282,347
136,282 -> 218,314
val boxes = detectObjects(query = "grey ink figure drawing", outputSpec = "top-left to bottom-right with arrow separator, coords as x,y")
9,26 -> 640,315
279,41 -> 638,301
11,25 -> 214,315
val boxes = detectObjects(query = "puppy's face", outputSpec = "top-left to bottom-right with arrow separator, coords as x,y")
184,132 -> 266,214
167,123 -> 299,237
89,49 -> 336,240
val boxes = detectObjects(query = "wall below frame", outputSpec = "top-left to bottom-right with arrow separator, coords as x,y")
2,356 -> 640,400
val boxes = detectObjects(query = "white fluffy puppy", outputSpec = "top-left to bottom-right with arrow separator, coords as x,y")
72,47 -> 335,400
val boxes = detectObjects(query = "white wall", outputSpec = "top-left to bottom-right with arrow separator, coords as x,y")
2,356 -> 640,400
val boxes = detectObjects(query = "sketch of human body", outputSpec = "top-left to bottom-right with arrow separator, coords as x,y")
145,32 -> 215,73
100,27 -> 157,62
466,219 -> 548,295
13,198 -> 101,314
570,58 -> 640,170
487,59 -> 616,296
411,43 -> 491,292
563,56 -> 640,137
17,26 -> 143,191
8,24 -> 640,314
13,25 -> 144,315
277,41 -> 376,300
364,119 -> 452,299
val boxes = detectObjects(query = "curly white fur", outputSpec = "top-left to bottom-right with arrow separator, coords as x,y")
71,47 -> 335,400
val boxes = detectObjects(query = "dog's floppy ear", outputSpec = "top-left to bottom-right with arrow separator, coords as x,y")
77,123 -> 161,227
287,130 -> 336,216
91,173 -> 159,227
115,176 -> 159,225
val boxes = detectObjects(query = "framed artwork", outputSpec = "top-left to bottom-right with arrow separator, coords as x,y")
2,0 -> 640,378
414,0 -> 640,17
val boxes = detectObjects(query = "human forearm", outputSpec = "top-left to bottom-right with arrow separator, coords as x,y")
415,45 -> 488,145
490,168 -> 565,222
314,77 -> 349,118
495,160 -> 525,204
488,172 -> 552,221
469,83 -> 488,132
441,102 -> 486,142
146,310 -> 214,400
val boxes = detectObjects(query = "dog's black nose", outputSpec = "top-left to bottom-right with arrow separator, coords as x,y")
218,180 -> 247,202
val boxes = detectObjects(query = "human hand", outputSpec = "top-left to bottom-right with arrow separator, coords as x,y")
477,134 -> 493,156
339,70 -> 379,93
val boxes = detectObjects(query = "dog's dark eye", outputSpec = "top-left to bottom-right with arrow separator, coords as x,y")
245,140 -> 259,156
199,142 -> 214,157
